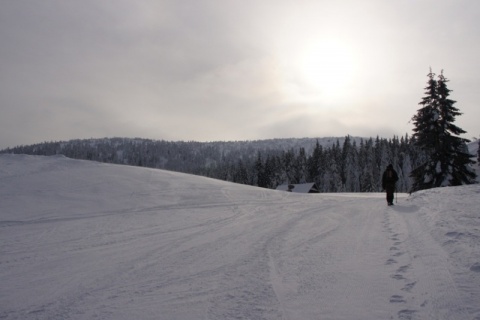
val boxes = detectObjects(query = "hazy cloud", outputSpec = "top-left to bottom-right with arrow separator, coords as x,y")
1,0 -> 479,149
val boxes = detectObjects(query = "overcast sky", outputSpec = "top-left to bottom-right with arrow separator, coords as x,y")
1,0 -> 479,149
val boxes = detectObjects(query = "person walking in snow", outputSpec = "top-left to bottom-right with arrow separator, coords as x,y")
382,164 -> 399,206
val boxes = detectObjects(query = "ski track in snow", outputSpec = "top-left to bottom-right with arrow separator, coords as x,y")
0,154 -> 479,320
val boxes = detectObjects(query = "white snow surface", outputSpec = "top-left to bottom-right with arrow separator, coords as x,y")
1,154 -> 479,320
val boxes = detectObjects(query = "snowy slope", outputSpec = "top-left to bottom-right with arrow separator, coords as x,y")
1,154 -> 479,320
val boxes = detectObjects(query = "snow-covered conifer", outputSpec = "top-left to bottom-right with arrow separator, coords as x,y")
478,139 -> 480,165
410,70 -> 476,192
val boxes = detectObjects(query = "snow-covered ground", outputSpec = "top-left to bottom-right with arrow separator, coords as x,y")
1,154 -> 479,320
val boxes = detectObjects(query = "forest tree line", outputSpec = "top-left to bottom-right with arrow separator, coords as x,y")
3,71 -> 477,192
1,135 -> 442,193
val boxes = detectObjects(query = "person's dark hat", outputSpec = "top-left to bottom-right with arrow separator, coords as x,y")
387,164 -> 393,169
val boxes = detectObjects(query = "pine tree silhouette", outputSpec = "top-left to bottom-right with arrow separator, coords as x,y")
410,70 -> 476,192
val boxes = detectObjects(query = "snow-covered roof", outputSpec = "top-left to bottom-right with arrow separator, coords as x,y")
276,182 -> 319,193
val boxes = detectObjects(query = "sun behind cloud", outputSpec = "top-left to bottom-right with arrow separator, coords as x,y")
275,37 -> 358,108
299,40 -> 355,101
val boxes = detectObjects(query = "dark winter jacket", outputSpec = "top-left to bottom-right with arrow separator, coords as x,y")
382,165 -> 399,190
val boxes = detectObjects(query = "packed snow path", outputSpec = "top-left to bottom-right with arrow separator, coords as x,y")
1,155 -> 479,320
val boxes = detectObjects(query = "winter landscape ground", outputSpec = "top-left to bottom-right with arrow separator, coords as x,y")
1,154 -> 479,320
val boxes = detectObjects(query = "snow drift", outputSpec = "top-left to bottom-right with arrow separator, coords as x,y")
1,154 -> 479,320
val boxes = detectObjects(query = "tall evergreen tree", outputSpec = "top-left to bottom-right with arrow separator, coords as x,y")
294,147 -> 308,183
255,152 -> 268,188
410,70 -> 476,191
477,139 -> 480,165
307,140 -> 322,183
410,70 -> 441,191
435,72 -> 476,185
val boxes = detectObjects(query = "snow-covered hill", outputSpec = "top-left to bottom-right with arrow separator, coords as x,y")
1,154 -> 479,320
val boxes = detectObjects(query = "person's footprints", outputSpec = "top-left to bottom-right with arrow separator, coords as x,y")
445,231 -> 464,239
386,258 -> 397,265
470,262 -> 480,272
390,246 -> 399,251
397,265 -> 410,273
393,252 -> 404,257
390,295 -> 406,303
401,281 -> 417,292
391,274 -> 405,280
398,309 -> 417,319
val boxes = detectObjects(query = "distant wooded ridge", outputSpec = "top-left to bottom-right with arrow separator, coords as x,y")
1,136 -> 476,192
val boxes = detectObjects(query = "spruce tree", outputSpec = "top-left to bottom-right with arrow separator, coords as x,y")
477,139 -> 480,165
410,70 -> 476,192
436,72 -> 476,185
255,152 -> 265,188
